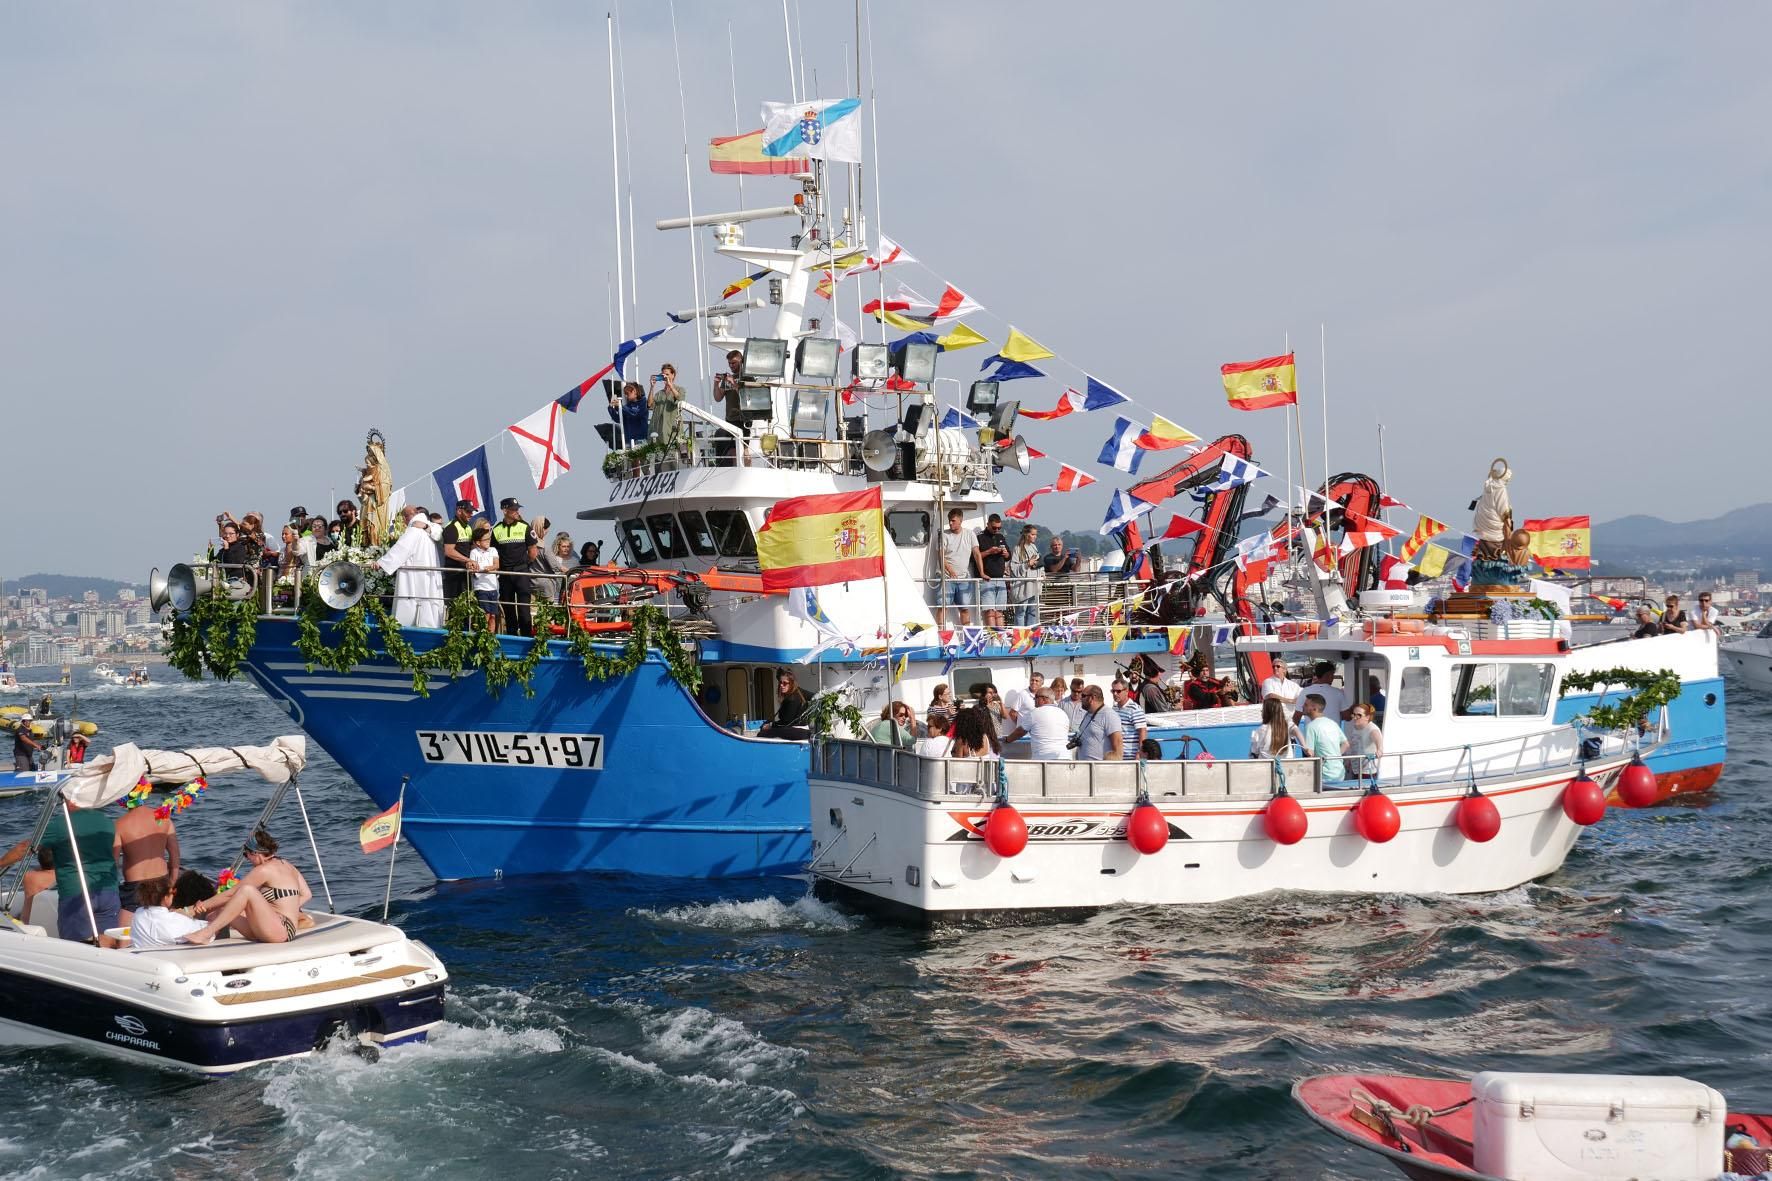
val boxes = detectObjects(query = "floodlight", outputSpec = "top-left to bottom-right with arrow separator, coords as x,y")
741,337 -> 789,380
967,381 -> 1000,415
891,341 -> 938,385
796,337 -> 840,380
738,387 -> 774,417
790,389 -> 830,438
988,399 -> 1020,436
852,342 -> 889,381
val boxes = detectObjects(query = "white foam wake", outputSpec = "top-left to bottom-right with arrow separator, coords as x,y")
631,893 -> 858,932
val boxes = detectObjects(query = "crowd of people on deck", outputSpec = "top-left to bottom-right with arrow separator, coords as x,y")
813,653 -> 1387,786
209,498 -> 609,638
930,508 -> 1084,629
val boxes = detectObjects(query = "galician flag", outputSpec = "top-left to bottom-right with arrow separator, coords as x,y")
359,800 -> 402,854
761,97 -> 863,163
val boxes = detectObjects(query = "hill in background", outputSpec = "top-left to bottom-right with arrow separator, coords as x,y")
1594,503 -> 1772,570
6,574 -> 146,600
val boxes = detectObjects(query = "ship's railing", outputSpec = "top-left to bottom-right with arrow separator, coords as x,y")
603,406 -> 1004,491
812,716 -> 1660,806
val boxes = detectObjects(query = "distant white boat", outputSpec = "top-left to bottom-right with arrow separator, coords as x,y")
1722,621 -> 1772,695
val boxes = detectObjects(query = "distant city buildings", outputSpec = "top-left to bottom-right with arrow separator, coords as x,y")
2,582 -> 158,666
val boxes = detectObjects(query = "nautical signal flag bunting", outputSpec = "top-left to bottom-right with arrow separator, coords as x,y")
1221,353 -> 1298,411
1523,516 -> 1591,570
360,800 -> 402,854
757,487 -> 886,591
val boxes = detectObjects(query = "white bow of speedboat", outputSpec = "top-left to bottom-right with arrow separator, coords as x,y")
1721,621 -> 1772,695
0,734 -> 450,1073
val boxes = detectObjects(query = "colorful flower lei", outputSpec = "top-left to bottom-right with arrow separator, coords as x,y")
215,867 -> 237,893
152,775 -> 209,822
121,777 -> 154,810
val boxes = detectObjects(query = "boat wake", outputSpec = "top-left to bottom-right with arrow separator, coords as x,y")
631,893 -> 858,933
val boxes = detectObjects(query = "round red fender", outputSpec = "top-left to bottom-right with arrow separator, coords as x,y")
1456,792 -> 1502,843
983,804 -> 1028,858
1616,757 -> 1659,809
1263,792 -> 1308,846
1355,789 -> 1401,843
1562,773 -> 1606,826
1127,803 -> 1169,854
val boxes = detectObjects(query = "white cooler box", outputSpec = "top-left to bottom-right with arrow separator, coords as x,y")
1471,1071 -> 1726,1180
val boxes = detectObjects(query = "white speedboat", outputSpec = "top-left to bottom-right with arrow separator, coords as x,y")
0,736 -> 448,1074
1721,621 -> 1772,696
92,664 -> 124,686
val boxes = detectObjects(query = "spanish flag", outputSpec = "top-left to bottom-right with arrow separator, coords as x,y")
1524,516 -> 1591,571
709,129 -> 807,175
1220,353 -> 1297,411
359,800 -> 401,854
757,487 -> 886,591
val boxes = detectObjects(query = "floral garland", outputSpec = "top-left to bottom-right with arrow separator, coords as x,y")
215,867 -> 238,893
1559,666 -> 1682,732
804,691 -> 864,739
120,774 -> 209,823
294,585 -> 703,698
164,586 -> 258,681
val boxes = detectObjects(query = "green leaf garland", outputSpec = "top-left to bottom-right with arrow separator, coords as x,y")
1559,666 -> 1682,732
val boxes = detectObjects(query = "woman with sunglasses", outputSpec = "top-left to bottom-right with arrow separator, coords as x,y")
178,828 -> 313,945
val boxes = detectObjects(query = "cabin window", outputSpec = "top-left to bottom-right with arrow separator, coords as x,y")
1398,666 -> 1431,715
646,513 -> 686,560
619,518 -> 657,564
706,509 -> 757,557
953,666 -> 993,703
887,509 -> 931,547
1452,663 -> 1556,717
679,510 -> 718,557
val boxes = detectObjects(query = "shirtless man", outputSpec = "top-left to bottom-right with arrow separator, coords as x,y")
114,805 -> 180,917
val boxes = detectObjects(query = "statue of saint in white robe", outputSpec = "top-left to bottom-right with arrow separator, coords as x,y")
377,520 -> 445,628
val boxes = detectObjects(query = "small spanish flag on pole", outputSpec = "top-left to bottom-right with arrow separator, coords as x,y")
359,799 -> 402,854
1220,353 -> 1298,411
757,487 -> 887,591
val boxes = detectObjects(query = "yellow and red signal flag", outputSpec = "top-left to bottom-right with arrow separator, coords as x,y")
1220,353 -> 1297,411
757,488 -> 887,591
709,129 -> 808,175
1400,514 -> 1449,563
1135,415 -> 1200,451
1523,516 -> 1592,570
359,800 -> 402,854
722,268 -> 770,299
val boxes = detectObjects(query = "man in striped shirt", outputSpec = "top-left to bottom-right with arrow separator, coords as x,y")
1109,680 -> 1147,761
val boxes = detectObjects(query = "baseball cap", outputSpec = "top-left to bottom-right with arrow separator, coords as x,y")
289,505 -> 308,520
500,497 -> 522,511
455,498 -> 475,511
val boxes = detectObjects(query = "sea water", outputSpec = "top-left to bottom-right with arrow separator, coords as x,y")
0,670 -> 1766,1179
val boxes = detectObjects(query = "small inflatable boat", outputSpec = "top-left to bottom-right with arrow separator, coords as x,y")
1294,1072 -> 1772,1180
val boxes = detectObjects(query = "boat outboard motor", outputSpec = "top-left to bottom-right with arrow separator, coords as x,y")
317,562 -> 367,611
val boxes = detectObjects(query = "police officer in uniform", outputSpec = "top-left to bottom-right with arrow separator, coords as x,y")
439,499 -> 477,608
491,497 -> 539,636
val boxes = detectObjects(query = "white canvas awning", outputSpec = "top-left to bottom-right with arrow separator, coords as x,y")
59,736 -> 307,809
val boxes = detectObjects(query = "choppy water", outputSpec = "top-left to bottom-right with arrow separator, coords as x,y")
1,670 -> 1767,1179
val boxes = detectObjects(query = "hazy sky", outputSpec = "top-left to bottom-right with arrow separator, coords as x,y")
4,2 -> 1768,581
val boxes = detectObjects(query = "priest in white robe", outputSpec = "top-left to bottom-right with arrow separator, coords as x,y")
377,505 -> 446,628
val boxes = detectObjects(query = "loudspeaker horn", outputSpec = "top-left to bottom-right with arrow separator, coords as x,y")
991,435 -> 1031,475
317,561 -> 367,611
165,563 -> 212,613
147,567 -> 171,612
860,429 -> 898,474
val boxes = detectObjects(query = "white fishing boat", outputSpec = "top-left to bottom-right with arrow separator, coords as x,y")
1721,620 -> 1772,696
0,736 -> 448,1074
809,628 -> 1663,920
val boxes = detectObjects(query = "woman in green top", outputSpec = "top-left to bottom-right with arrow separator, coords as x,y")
649,363 -> 686,450
0,802 -> 119,942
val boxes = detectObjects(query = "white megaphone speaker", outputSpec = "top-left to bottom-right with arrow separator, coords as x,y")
317,561 -> 366,610
860,429 -> 898,475
991,435 -> 1031,475
147,567 -> 171,612
165,563 -> 213,613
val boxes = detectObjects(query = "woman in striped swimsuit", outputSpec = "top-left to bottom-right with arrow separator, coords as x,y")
179,828 -> 313,945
